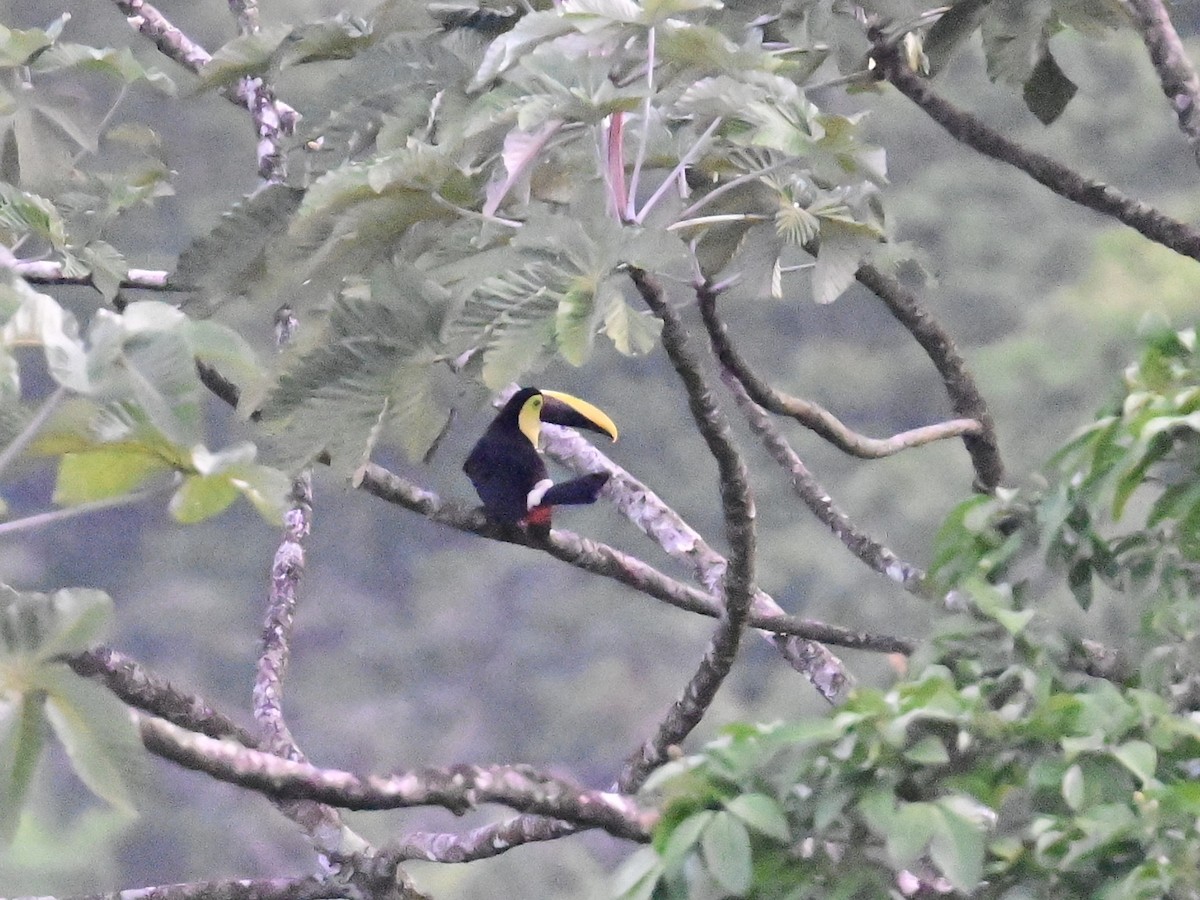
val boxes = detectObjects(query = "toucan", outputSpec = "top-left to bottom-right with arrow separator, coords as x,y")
464,387 -> 618,536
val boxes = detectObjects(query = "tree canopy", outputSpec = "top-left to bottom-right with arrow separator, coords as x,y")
2,0 -> 1200,897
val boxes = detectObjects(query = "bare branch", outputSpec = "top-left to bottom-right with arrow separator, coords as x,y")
66,646 -> 256,745
721,370 -> 930,596
1121,0 -> 1200,167
617,268 -> 758,790
871,37 -> 1200,262
354,462 -> 900,652
111,0 -> 299,177
136,715 -> 655,841
55,875 -> 356,900
539,400 -> 903,658
388,817 -> 579,863
2,255 -> 179,292
696,288 -> 983,458
854,262 -> 1005,491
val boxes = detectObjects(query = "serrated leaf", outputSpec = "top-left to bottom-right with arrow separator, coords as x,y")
175,185 -> 305,309
39,667 -> 141,815
0,691 -> 45,845
700,811 -> 753,895
661,809 -> 715,870
724,793 -> 790,842
195,25 -> 293,91
273,15 -> 374,70
1023,50 -> 1077,124
77,240 -> 127,302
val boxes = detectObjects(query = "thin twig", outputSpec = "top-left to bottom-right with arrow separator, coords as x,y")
0,486 -> 171,537
871,35 -> 1200,261
136,714 -> 655,841
722,370 -> 930,596
6,258 -> 179,291
0,385 -> 66,480
697,288 -> 983,458
1121,0 -> 1200,167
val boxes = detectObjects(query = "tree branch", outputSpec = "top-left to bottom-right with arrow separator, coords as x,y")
112,0 -> 299,165
617,268 -> 759,789
721,370 -> 931,596
54,875 -> 356,900
1121,0 -> 1200,167
1,255 -> 179,292
871,36 -> 1200,262
136,714 -> 655,841
355,462 -> 905,651
695,287 -> 983,458
854,262 -> 1005,491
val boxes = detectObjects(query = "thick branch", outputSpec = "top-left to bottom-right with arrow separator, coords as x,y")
355,462 -> 904,651
872,38 -> 1200,262
854,262 -> 1004,491
66,646 -> 255,745
136,715 -> 655,841
55,875 -> 353,900
722,371 -> 930,596
1121,0 -> 1200,167
696,287 -> 983,458
388,817 -> 579,863
618,269 -> 758,790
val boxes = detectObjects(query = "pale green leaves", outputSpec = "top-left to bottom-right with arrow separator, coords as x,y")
257,261 -> 457,473
0,586 -> 143,845
1,293 -> 286,525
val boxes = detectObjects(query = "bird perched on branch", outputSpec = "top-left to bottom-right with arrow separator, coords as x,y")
464,387 -> 618,537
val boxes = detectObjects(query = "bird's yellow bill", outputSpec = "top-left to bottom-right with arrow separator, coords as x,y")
540,390 -> 619,442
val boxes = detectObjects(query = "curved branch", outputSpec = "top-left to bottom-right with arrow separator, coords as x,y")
854,262 -> 1005,491
871,37 -> 1200,262
696,288 -> 983,458
1121,0 -> 1200,167
56,875 -> 354,900
136,715 -> 655,841
721,371 -> 930,597
619,269 -> 758,790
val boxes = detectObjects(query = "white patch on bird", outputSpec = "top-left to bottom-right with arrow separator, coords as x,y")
527,478 -> 554,509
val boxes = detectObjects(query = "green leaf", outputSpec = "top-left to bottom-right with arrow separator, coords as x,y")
724,793 -> 790,842
700,811 -> 753,895
0,22 -> 55,68
175,185 -> 305,311
1023,50 -> 1077,125
904,734 -> 951,765
811,218 -> 876,305
195,25 -> 293,91
885,801 -> 940,869
924,0 -> 991,74
661,809 -> 715,870
603,299 -> 661,356
0,690 -> 45,844
1,287 -> 89,392
0,586 -> 113,662
469,12 -> 575,89
53,445 -> 174,505
1062,762 -> 1085,811
930,802 -> 987,892
980,0 -> 1053,85
38,666 -> 141,815
272,15 -> 374,70
1111,740 -> 1157,786
34,44 -> 175,93
169,474 -> 240,524
611,846 -> 665,900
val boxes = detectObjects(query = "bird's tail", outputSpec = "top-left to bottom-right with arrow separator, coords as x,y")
539,472 -> 610,507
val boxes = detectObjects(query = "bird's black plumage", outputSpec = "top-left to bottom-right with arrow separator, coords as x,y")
464,387 -> 616,531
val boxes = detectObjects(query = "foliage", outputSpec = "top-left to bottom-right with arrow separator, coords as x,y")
0,586 -> 142,844
626,325 -> 1200,897
0,0 -> 1197,898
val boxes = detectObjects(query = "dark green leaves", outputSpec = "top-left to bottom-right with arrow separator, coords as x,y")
0,586 -> 143,844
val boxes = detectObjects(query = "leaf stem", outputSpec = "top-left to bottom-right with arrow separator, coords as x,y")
0,385 -> 67,481
625,25 -> 656,222
0,485 -> 170,537
633,117 -> 723,225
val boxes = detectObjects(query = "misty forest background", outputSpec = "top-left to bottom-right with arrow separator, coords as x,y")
2,0 -> 1200,897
